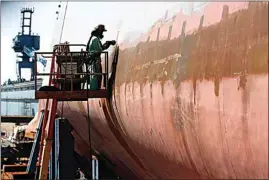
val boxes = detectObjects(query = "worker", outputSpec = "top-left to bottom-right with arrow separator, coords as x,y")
86,24 -> 116,90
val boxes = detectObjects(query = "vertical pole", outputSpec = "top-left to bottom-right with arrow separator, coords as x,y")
105,52 -> 108,89
29,12 -> 32,35
96,158 -> 99,180
199,15 -> 204,30
49,149 -> 53,180
221,5 -> 229,20
49,52 -> 56,86
34,53 -> 37,92
167,25 -> 173,40
101,52 -> 107,89
22,12 -> 25,35
71,52 -> 73,91
49,120 -> 55,180
92,158 -> 95,180
86,53 -> 88,90
92,157 -> 99,180
179,20 -> 187,55
156,27 -> 160,42
65,50 -> 67,90
59,2 -> 68,43
39,99 -> 58,180
55,119 -> 59,179
181,21 -> 186,37
116,30 -> 120,42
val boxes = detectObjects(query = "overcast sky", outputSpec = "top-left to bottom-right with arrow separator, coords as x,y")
1,1 -> 195,83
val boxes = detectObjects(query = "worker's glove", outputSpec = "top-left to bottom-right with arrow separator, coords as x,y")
106,40 -> 116,46
110,40 -> 116,45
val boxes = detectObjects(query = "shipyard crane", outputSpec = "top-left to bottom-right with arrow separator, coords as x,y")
12,7 -> 44,81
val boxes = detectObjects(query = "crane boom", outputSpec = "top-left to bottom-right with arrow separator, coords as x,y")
23,46 -> 47,67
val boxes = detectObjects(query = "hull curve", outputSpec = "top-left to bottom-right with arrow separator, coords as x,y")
26,2 -> 268,179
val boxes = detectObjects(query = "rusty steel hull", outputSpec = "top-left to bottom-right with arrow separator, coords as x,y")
26,2 -> 268,179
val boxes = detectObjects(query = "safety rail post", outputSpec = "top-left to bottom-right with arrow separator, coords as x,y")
55,52 -> 60,89
71,52 -> 73,91
34,52 -> 37,92
53,52 -> 58,87
64,51 -> 67,91
49,51 -> 56,86
35,52 -> 55,90
86,51 -> 89,90
105,52 -> 108,89
39,99 -> 58,180
38,48 -> 57,180
99,51 -> 108,90
56,61 -> 60,88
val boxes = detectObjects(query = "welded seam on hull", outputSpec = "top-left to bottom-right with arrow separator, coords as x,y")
101,99 -> 149,178
78,100 -> 146,179
104,46 -> 150,178
112,89 -> 127,135
160,87 -> 197,178
172,86 -> 211,178
109,45 -> 128,135
182,95 -> 206,176
191,101 -> 212,178
124,84 -> 130,125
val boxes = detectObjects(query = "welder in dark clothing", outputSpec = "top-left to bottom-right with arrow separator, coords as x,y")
86,24 -> 116,90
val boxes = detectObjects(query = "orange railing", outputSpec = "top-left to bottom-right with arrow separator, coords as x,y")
34,44 -> 109,98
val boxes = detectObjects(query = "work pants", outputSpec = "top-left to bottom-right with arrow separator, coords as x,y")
92,61 -> 102,89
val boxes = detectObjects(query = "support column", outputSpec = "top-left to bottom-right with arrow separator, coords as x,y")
55,118 -> 76,179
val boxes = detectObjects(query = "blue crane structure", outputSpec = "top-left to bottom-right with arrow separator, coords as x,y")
12,7 -> 47,81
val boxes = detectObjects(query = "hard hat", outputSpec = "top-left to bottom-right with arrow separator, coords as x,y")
94,24 -> 107,32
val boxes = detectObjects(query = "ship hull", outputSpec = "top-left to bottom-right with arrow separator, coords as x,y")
26,2 -> 268,179
54,74 -> 267,179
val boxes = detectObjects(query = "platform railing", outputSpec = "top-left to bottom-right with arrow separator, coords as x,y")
34,44 -> 109,100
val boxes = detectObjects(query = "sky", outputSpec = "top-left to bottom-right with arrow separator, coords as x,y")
1,1 -> 197,83
1,2 -> 59,83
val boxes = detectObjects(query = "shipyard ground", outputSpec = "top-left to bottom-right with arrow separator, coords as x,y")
1,119 -> 122,180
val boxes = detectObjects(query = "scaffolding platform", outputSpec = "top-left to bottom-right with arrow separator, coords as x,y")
34,44 -> 109,101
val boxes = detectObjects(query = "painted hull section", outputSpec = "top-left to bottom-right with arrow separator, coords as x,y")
26,2 -> 268,179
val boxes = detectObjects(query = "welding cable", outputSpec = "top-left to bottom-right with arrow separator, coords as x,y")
85,61 -> 93,176
59,2 -> 68,43
87,71 -> 91,145
86,91 -> 92,175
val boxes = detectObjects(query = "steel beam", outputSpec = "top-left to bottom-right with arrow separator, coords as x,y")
1,116 -> 34,123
